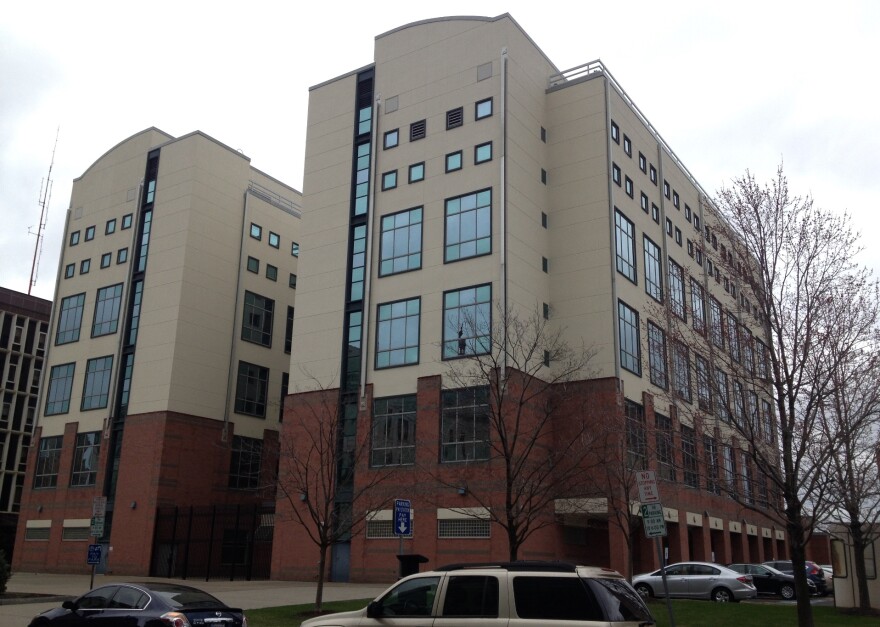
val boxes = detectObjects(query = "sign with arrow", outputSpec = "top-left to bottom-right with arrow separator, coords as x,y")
394,499 -> 411,536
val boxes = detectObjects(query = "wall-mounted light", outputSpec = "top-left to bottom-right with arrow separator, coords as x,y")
457,486 -> 467,496
130,501 -> 137,509
299,493 -> 308,502
37,505 -> 43,513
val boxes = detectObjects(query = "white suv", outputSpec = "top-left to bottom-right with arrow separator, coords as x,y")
302,561 -> 655,626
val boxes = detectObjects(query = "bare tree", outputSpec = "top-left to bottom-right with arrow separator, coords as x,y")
277,381 -> 392,611
439,306 -> 599,560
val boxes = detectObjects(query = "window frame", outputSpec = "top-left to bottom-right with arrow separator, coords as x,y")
383,128 -> 399,149
474,141 -> 493,164
446,150 -> 463,173
408,162 -> 425,183
241,290 -> 275,348
618,300 -> 641,376
81,355 -> 114,411
249,223 -> 262,241
379,206 -> 423,277
475,97 -> 493,120
382,169 -> 398,191
444,188 -> 492,263
375,297 -> 421,369
614,209 -> 637,283
92,283 -> 123,337
268,231 -> 280,248
371,395 -> 417,467
441,386 -> 490,462
234,361 -> 269,418
442,284 -> 492,360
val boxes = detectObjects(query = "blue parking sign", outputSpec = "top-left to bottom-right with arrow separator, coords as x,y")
394,499 -> 411,536
87,544 -> 102,565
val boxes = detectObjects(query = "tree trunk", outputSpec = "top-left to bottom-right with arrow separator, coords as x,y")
508,525 -> 518,561
787,521 -> 814,627
850,520 -> 872,612
315,543 -> 328,613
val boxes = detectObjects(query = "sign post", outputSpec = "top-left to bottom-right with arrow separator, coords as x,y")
635,471 -> 675,627
89,497 -> 107,589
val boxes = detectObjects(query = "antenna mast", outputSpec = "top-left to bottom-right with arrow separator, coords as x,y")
29,128 -> 59,295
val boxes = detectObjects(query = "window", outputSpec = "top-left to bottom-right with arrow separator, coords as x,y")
681,426 -> 699,488
644,236 -> 663,302
229,435 -> 262,490
446,150 -> 463,172
268,231 -> 280,248
623,135 -> 632,157
624,176 -> 633,198
445,189 -> 491,262
250,223 -> 262,240
614,210 -> 636,283
638,152 -> 647,173
242,291 -> 274,347
704,435 -> 720,494
665,218 -> 673,236
266,264 -> 277,281
656,413 -> 676,481
376,298 -> 420,368
117,247 -> 128,264
685,204 -> 692,222
618,300 -> 641,375
100,252 -> 111,268
446,106 -> 464,129
382,170 -> 398,190
694,214 -> 701,230
82,356 -> 113,410
56,293 -> 86,344
372,395 -> 416,466
354,141 -> 371,215
672,342 -> 691,402
234,361 -> 269,417
649,165 -> 657,184
441,387 -> 489,462
513,577 -> 604,621
663,181 -> 670,199
285,306 -> 294,354
541,168 -> 547,184
384,128 -> 399,149
727,313 -> 740,361
715,368 -> 730,422
691,279 -> 706,333
358,104 -> 372,135
85,225 -> 95,241
122,213 -> 133,229
610,120 -> 620,143
541,212 -> 548,228
474,142 -> 492,164
647,321 -> 668,389
612,163 -> 621,186
640,192 -> 649,213
247,256 -> 259,273
542,257 -> 548,273
291,241 -> 299,257
80,259 -> 90,274
105,219 -> 116,235
64,263 -> 75,279
651,203 -> 659,223
70,432 -> 100,487
696,354 -> 711,411
443,575 -> 499,617
668,259 -> 686,320
733,380 -> 746,428
540,126 -> 546,142
289,273 -> 297,289
92,283 -> 123,336
410,119 -> 426,141
723,444 -> 737,497
408,162 -> 425,183
710,298 -> 724,348
33,436 -> 62,488
375,577 -> 440,616
475,97 -> 493,119
379,207 -> 422,276
443,284 -> 491,359
70,231 -> 80,246
625,400 -> 647,470
673,191 -> 680,209
675,227 -> 682,245
543,302 -> 550,320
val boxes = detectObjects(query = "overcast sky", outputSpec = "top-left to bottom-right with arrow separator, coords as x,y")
2,1 -> 878,300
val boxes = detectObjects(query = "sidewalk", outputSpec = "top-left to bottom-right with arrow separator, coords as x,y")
1,573 -> 389,627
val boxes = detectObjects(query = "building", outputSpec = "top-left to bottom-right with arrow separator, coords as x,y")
0,287 -> 51,560
274,14 -> 784,583
14,128 -> 301,577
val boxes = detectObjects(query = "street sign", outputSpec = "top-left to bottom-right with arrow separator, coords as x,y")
636,470 -> 660,503
87,544 -> 102,565
394,499 -> 411,536
641,502 -> 667,538
90,515 -> 105,538
93,496 -> 107,517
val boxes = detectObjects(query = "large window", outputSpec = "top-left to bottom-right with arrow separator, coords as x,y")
82,356 -> 113,410
376,298 -> 420,368
241,291 -> 274,347
234,361 -> 269,418
691,279 -> 706,333
710,297 -> 724,348
704,435 -> 721,495
696,354 -> 711,412
625,400 -> 647,470
372,395 -> 416,467
668,259 -> 686,320
715,368 -> 730,422
229,435 -> 262,490
70,432 -> 100,487
655,413 -> 676,481
722,444 -> 737,497
727,312 -> 741,362
380,207 -> 422,276
445,189 -> 491,262
681,426 -> 699,488
45,363 -> 75,415
618,300 -> 641,375
443,284 -> 491,359
614,210 -> 636,282
92,283 -> 123,336
56,293 -> 85,344
441,387 -> 489,462
33,436 -> 62,489
643,236 -> 663,301
647,322 -> 667,389
672,342 -> 691,402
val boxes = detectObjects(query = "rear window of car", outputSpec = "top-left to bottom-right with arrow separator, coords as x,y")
149,587 -> 226,609
513,576 -> 604,621
586,578 -> 654,623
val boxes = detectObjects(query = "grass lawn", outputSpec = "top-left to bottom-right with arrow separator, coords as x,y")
246,598 -> 878,627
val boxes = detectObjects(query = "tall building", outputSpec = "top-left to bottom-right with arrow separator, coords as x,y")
14,128 -> 301,576
275,14 -> 783,582
0,287 -> 51,560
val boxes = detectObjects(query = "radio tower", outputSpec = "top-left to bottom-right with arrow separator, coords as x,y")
29,128 -> 59,295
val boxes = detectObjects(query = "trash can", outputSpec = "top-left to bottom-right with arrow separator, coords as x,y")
397,554 -> 429,578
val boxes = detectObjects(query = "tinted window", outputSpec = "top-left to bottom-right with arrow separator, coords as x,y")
77,586 -> 120,609
379,576 -> 439,617
110,586 -> 149,609
690,565 -> 719,576
148,586 -> 225,609
442,576 -> 499,617
513,576 -> 603,621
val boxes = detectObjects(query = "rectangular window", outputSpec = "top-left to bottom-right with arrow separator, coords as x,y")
380,207 -> 422,276
354,141 -> 371,215
669,259 -> 686,320
441,387 -> 489,462
234,361 -> 269,418
612,163 -> 621,186
376,298 -> 420,368
475,97 -> 493,119
696,354 -> 711,412
614,209 -> 636,283
85,225 -> 95,241
80,259 -> 90,274
268,231 -> 280,248
618,300 -> 641,375
655,413 -> 676,482
691,279 -> 706,333
70,432 -> 100,487
710,297 -> 724,348
372,395 -> 416,466
733,380 -> 746,428
663,181 -> 670,199
100,252 -> 111,268
81,356 -> 113,410
117,247 -> 128,264
122,213 -> 133,229
56,293 -> 86,344
647,322 -> 667,389
410,119 -> 426,141
672,191 -> 680,208
384,128 -> 399,149
723,444 -> 737,497
33,436 -> 62,488
743,328 -> 755,374
541,168 -> 547,184
229,435 -> 262,490
105,219 -> 117,234
92,283 -> 123,336
474,142 -> 492,164
682,426 -> 699,488
685,204 -> 692,222
611,121 -> 620,143
285,306 -> 294,354
644,236 -> 663,302
704,435 -> 720,494
625,400 -> 647,470
446,150 -> 463,172
665,218 -> 673,236
443,284 -> 491,359
625,176 -> 634,198
408,162 -> 425,183
651,203 -> 659,223
640,192 -> 649,213
291,241 -> 299,257
250,223 -> 262,240
438,519 -> 490,539
650,165 -> 657,184
715,368 -> 730,422
445,189 -> 491,262
247,256 -> 259,273
543,302 -> 550,320
672,342 -> 691,402
446,107 -> 464,129
623,135 -> 632,157
289,273 -> 297,289
382,170 -> 398,190
266,264 -> 277,281
727,313 -> 740,362
638,152 -> 647,173
241,291 -> 274,347
675,227 -> 682,245
64,266 -> 74,280
541,212 -> 548,228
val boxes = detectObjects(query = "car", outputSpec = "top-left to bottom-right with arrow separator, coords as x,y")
301,561 -> 655,626
726,562 -> 816,599
762,559 -> 829,595
632,561 -> 757,602
28,581 -> 247,627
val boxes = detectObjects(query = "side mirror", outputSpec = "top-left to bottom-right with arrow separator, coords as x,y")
62,600 -> 78,611
366,601 -> 383,618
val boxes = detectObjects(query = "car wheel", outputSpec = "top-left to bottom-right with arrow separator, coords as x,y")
711,587 -> 733,603
780,584 -> 795,599
634,583 -> 652,599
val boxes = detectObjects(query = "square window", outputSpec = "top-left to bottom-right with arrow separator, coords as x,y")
70,231 -> 80,246
117,248 -> 128,264
446,151 -> 463,172
100,253 -> 111,268
611,121 -> 620,143
247,256 -> 259,273
623,135 -> 632,157
85,226 -> 96,241
625,176 -> 634,198
64,263 -> 75,279
266,264 -> 277,281
409,162 -> 425,183
612,163 -> 621,186
291,241 -> 299,257
122,213 -> 133,229
105,219 -> 116,235
384,129 -> 399,149
475,98 -> 493,120
474,142 -> 492,164
289,273 -> 297,289
446,107 -> 464,129
382,170 -> 398,190
639,152 -> 647,173
410,119 -> 426,141
250,223 -> 262,240
375,297 -> 421,368
445,189 -> 491,262
268,232 -> 280,248
650,165 -> 657,184
80,259 -> 90,274
380,206 -> 423,276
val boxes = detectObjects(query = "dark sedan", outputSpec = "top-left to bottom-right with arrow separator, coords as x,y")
727,563 -> 816,599
763,559 -> 829,596
28,581 -> 246,627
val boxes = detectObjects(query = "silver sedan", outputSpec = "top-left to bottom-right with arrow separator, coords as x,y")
633,561 -> 758,602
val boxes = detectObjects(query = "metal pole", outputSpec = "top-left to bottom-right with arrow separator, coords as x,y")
656,537 -> 675,627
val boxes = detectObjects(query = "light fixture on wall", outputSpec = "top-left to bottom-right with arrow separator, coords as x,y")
130,501 -> 137,509
299,493 -> 308,502
457,486 -> 467,496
